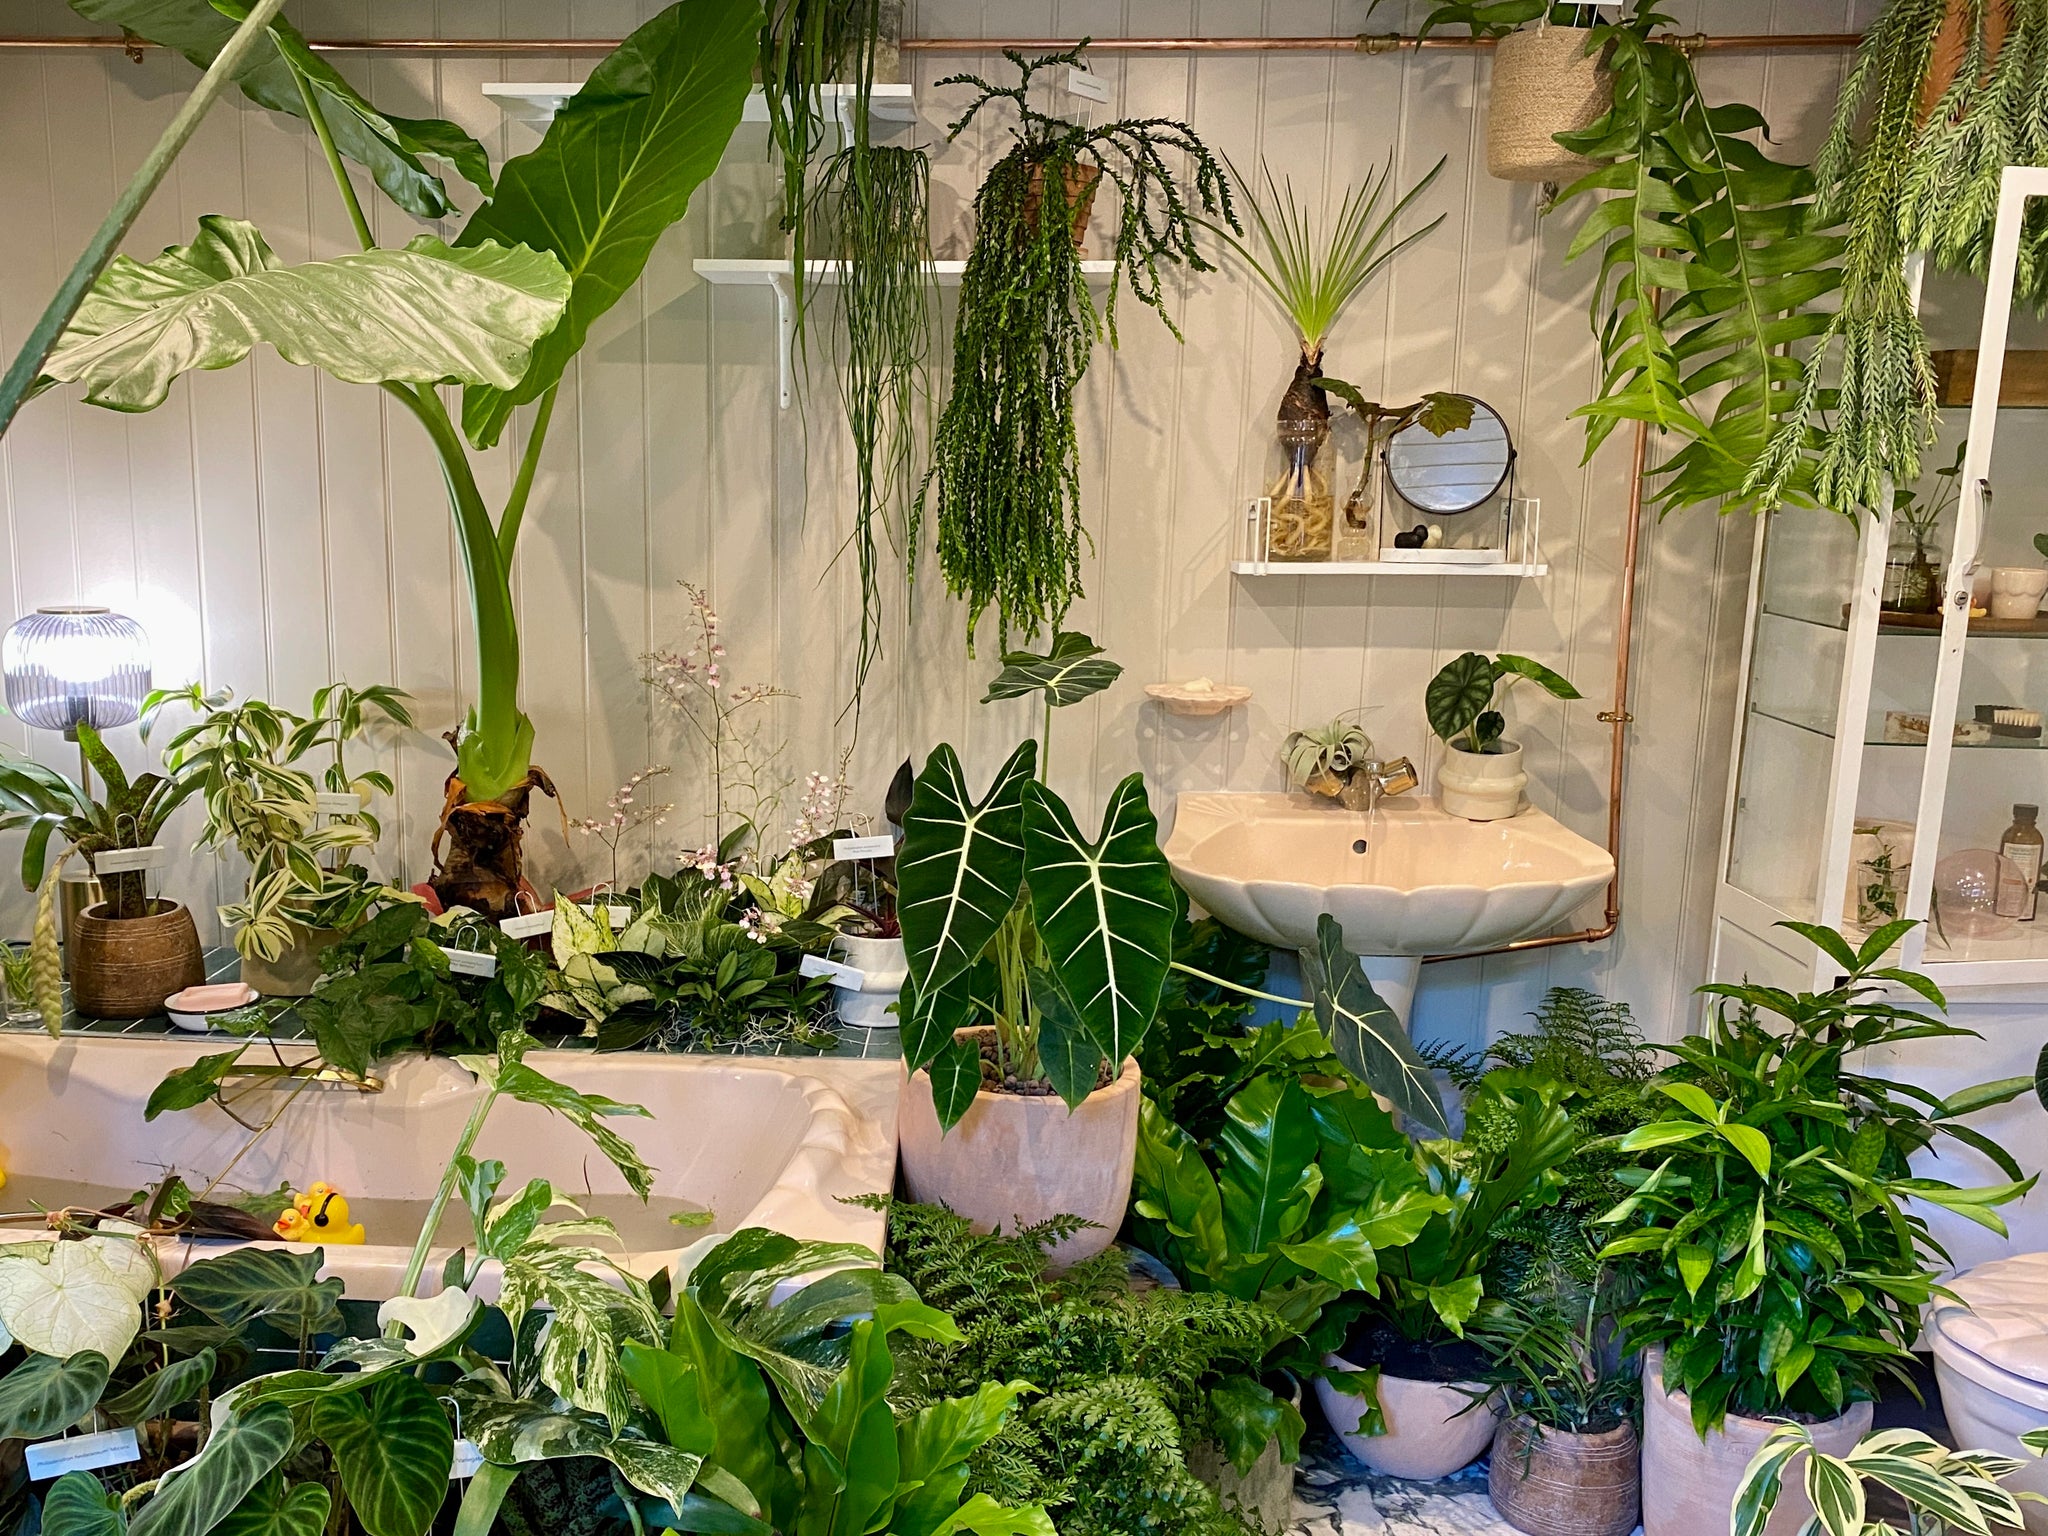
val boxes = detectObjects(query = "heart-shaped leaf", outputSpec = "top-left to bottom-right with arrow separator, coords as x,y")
101,1348 -> 216,1425
0,1238 -> 153,1361
213,1476 -> 331,1536
173,1246 -> 344,1338
456,0 -> 759,448
1295,915 -> 1448,1135
0,1350 -> 110,1440
1023,775 -> 1176,1067
308,1373 -> 454,1536
41,1472 -> 127,1536
145,1047 -> 248,1120
41,218 -> 571,413
131,1401 -> 295,1536
1425,652 -> 1495,743
980,632 -> 1123,709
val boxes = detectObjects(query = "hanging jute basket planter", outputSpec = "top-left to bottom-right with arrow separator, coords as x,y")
1486,22 -> 1613,183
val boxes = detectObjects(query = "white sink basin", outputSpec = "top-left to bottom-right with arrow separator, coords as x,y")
1165,792 -> 1614,958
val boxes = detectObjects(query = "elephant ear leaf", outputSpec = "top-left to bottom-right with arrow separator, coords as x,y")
1424,652 -> 1495,742
981,632 -> 1123,708
1022,774 -> 1177,1066
307,1374 -> 454,1536
1296,915 -> 1447,1135
0,1351 -> 111,1441
39,217 -> 571,413
1494,654 -> 1581,700
456,0 -> 760,448
897,742 -> 1036,1005
130,1401 -> 296,1536
68,0 -> 491,218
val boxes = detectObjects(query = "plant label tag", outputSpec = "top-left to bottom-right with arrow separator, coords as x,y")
580,904 -> 633,926
832,835 -> 895,862
315,791 -> 366,815
439,947 -> 498,978
450,1439 -> 484,1480
1063,65 -> 1111,103
26,1428 -> 140,1481
800,954 -> 864,988
499,911 -> 554,939
91,844 -> 169,874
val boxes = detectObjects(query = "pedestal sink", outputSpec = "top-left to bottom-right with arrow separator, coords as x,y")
1163,792 -> 1614,1018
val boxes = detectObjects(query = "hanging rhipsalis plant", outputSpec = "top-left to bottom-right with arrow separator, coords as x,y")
26,0 -> 762,918
1553,6 -> 1844,515
915,45 -> 1238,652
1751,0 -> 2048,514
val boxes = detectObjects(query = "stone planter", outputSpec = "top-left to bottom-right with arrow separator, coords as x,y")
1189,1381 -> 1301,1533
239,925 -> 344,998
1486,23 -> 1612,183
1438,740 -> 1527,822
830,933 -> 906,1028
1641,1351 -> 1873,1536
1314,1355 -> 1500,1480
69,901 -> 206,1019
898,1030 -> 1141,1267
1489,1415 -> 1640,1536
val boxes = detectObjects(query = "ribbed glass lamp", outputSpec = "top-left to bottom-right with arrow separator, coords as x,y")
2,606 -> 152,737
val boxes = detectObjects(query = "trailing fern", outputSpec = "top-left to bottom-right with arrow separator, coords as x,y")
1555,9 -> 1843,515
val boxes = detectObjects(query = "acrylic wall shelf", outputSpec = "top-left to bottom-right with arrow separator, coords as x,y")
483,81 -> 919,128
1230,495 -> 1545,579
1230,558 -> 1548,577
695,258 -> 1118,407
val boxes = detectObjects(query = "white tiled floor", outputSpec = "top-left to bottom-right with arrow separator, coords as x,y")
1292,1436 -> 1645,1536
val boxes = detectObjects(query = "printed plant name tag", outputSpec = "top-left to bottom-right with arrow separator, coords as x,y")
26,1428 -> 141,1480
440,947 -> 498,978
832,835 -> 895,861
799,954 -> 864,988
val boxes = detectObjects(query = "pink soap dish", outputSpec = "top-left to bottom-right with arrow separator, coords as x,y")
165,983 -> 261,1033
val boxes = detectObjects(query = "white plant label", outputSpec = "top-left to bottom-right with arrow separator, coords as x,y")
1063,65 -> 1111,103
832,835 -> 895,862
91,845 -> 169,874
315,791 -> 366,815
26,1428 -> 140,1480
440,947 -> 498,978
580,904 -> 633,926
450,1439 -> 484,1480
498,911 -> 554,939
800,954 -> 865,988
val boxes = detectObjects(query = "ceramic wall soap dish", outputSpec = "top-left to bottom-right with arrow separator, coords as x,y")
1146,679 -> 1252,717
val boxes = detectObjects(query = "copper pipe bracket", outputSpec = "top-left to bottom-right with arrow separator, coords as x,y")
1597,709 -> 1634,724
1665,31 -> 1709,57
121,28 -> 144,63
1355,33 -> 1406,54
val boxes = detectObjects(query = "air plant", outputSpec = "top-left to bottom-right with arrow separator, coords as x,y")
1282,715 -> 1377,798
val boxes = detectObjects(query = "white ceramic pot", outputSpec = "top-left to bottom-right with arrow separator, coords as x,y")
898,1034 -> 1141,1267
1989,566 -> 2048,619
1640,1351 -> 1872,1536
1313,1355 -> 1500,1480
830,933 -> 906,1028
1437,740 -> 1527,822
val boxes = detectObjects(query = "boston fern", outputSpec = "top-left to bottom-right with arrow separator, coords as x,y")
1554,7 -> 1844,515
916,46 -> 1237,650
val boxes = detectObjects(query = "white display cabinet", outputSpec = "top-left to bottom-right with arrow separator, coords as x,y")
1713,167 -> 2048,996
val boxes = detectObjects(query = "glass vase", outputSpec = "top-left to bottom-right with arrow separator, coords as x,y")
1264,358 -> 1334,562
1895,542 -> 1943,614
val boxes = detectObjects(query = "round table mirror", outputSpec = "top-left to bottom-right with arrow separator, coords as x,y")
1385,395 -> 1514,515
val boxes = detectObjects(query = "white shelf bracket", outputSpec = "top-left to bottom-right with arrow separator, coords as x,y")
768,270 -> 795,410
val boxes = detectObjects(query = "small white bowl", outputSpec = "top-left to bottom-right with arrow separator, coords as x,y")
165,982 -> 260,1033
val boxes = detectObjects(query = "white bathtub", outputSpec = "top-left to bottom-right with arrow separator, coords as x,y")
0,1035 -> 901,1300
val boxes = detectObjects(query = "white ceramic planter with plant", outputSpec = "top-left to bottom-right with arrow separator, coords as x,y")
1314,1354 -> 1500,1480
1425,650 -> 1581,822
830,930 -> 907,1026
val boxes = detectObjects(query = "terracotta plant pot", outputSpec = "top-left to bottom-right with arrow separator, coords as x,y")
1486,23 -> 1613,183
238,925 -> 344,998
1189,1381 -> 1301,1532
1641,1351 -> 1873,1536
1437,739 -> 1527,822
1489,1415 -> 1640,1536
1314,1355 -> 1501,1480
1022,160 -> 1103,250
1920,0 -> 2012,122
68,900 -> 207,1020
897,1029 -> 1141,1267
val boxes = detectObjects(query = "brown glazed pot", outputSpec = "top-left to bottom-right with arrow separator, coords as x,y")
69,900 -> 206,1019
1488,1415 -> 1640,1536
897,1028 -> 1141,1268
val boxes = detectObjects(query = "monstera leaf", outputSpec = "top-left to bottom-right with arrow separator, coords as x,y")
39,218 -> 570,413
1295,916 -> 1448,1135
980,632 -> 1123,708
457,0 -> 759,447
1022,775 -> 1177,1067
897,742 -> 1037,1055
69,0 -> 491,220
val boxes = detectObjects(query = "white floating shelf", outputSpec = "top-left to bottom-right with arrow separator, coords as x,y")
1231,559 -> 1549,578
695,258 -> 1119,407
483,82 -> 918,128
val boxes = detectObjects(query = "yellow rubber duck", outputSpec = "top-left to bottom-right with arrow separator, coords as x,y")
277,1182 -> 366,1244
272,1207 -> 310,1241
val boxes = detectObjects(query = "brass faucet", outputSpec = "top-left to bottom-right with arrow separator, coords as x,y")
1341,757 -> 1418,814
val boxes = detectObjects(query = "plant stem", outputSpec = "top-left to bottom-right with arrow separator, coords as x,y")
193,1071 -> 320,1204
391,1082 -> 500,1326
293,67 -> 375,252
497,384 -> 560,563
0,0 -> 290,441
1170,961 -> 1309,1013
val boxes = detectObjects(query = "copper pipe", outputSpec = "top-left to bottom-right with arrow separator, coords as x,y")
1422,414 -> 1648,966
0,31 -> 1865,54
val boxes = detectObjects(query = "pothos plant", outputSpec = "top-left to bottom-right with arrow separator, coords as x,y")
33,0 -> 762,919
1426,651 -> 1580,755
915,46 -> 1238,651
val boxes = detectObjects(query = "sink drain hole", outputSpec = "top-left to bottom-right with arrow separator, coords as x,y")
1351,838 -> 1369,855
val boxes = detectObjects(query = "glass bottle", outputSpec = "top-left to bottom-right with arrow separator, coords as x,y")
1264,357 -> 1334,561
1995,803 -> 2044,921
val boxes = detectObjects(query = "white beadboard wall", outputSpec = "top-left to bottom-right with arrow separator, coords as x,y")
0,0 -> 1876,1049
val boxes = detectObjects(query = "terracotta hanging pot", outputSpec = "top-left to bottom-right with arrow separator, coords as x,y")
1021,160 -> 1103,250
1919,0 -> 2014,124
69,901 -> 206,1020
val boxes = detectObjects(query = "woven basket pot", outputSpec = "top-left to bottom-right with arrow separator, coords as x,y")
69,900 -> 206,1019
1489,1416 -> 1640,1536
1486,23 -> 1613,183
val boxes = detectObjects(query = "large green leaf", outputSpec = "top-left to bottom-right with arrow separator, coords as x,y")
892,1383 -> 1035,1536
1131,1100 -> 1227,1280
131,1401 -> 295,1536
308,1373 -> 454,1536
68,0 -> 489,220
0,1351 -> 110,1440
1424,652 -> 1494,743
1028,968 -> 1107,1111
145,1047 -> 248,1121
456,0 -> 760,448
1295,915 -> 1448,1135
926,1036 -> 985,1133
173,1246 -> 344,1338
454,1390 -> 705,1522
41,217 -> 570,413
980,632 -> 1123,709
1022,774 -> 1177,1067
213,1477 -> 330,1536
897,741 -> 1036,1035
42,1473 -> 128,1536
100,1349 -> 217,1425
1214,1074 -> 1320,1259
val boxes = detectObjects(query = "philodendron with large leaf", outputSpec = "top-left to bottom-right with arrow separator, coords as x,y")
32,0 -> 760,918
